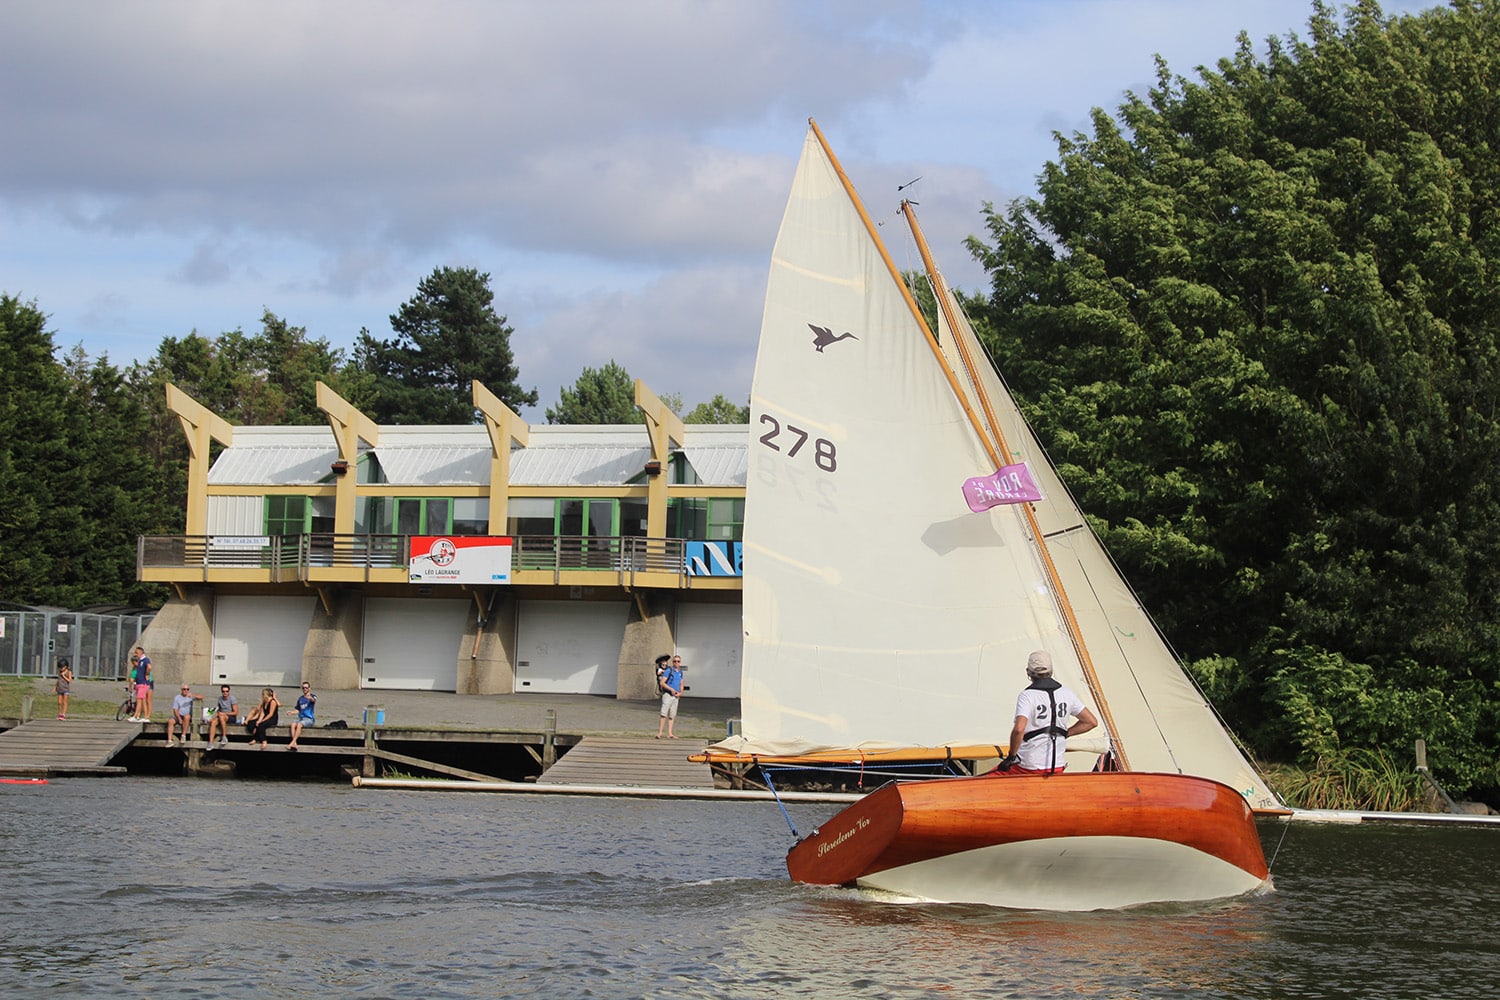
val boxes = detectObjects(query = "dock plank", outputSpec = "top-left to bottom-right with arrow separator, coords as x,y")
537,735 -> 714,788
0,719 -> 141,776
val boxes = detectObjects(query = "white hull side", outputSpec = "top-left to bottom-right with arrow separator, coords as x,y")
855,834 -> 1270,911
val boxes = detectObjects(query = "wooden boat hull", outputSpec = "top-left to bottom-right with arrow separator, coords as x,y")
786,772 -> 1269,910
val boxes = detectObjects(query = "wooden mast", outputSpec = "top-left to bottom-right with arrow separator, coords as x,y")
898,202 -> 1129,768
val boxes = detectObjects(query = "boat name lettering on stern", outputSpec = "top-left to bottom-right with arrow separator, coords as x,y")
817,817 -> 870,856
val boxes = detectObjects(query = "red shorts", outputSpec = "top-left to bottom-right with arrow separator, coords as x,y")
985,765 -> 1064,777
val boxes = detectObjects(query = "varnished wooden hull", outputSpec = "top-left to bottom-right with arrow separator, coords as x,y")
786,772 -> 1269,910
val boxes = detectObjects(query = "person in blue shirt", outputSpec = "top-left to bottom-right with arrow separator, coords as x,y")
288,682 -> 316,751
130,647 -> 154,722
656,655 -> 684,739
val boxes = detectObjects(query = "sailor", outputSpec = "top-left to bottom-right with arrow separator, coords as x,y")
991,650 -> 1098,776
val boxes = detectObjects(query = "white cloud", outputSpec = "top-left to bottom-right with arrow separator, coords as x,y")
0,0 -> 1440,416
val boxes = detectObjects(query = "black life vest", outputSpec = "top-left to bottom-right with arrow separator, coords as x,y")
1021,676 -> 1070,771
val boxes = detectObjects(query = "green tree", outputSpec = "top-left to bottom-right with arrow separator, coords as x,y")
355,266 -> 537,423
219,310 -> 371,424
968,0 -> 1500,793
684,394 -> 749,423
0,295 -> 69,600
546,360 -> 642,424
62,348 -> 177,605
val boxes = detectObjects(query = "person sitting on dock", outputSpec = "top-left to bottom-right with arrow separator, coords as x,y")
207,685 -> 238,747
990,650 -> 1098,776
288,682 -> 316,751
243,687 -> 280,749
656,655 -> 684,739
166,684 -> 203,747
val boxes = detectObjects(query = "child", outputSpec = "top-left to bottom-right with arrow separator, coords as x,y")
55,658 -> 73,720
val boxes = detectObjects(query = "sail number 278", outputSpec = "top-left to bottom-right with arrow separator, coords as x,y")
758,415 -> 837,472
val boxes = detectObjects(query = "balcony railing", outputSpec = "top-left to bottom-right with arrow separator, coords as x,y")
138,534 -> 729,587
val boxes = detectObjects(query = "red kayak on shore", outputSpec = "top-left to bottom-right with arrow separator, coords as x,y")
787,772 -> 1269,910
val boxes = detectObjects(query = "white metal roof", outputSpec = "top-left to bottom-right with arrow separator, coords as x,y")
510,426 -> 652,486
373,426 -> 492,486
207,427 -> 338,485
206,422 -> 749,488
679,426 -> 749,486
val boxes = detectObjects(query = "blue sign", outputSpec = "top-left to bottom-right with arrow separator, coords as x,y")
685,541 -> 742,577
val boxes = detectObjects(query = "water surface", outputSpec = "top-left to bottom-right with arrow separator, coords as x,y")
2,778 -> 1496,997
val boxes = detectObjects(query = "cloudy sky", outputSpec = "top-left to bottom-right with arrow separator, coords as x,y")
2,0 -> 1433,420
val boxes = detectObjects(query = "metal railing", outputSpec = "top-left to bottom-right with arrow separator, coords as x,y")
138,534 -> 724,587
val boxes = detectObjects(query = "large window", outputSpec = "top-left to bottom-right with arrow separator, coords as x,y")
356,496 -> 390,535
266,495 -> 308,536
357,497 -> 486,535
619,498 -> 648,537
668,497 -> 743,541
265,495 -> 335,536
396,497 -> 450,536
558,499 -> 615,538
507,498 -> 556,538
508,498 -> 641,538
451,498 -> 488,535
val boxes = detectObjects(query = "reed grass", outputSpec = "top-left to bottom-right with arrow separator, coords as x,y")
1262,747 -> 1429,812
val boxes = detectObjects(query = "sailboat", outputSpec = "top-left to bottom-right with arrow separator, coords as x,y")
698,120 -> 1281,910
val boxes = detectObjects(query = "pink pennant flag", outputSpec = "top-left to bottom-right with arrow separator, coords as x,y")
962,462 -> 1043,512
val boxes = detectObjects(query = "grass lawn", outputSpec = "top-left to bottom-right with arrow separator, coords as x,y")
0,677 -> 120,720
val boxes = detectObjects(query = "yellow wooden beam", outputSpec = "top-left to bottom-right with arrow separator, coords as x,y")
166,384 -> 235,535
473,380 -> 530,533
315,382 -> 379,534
634,380 -> 685,538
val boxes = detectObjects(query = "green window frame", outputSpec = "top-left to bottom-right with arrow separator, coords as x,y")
667,497 -> 743,541
265,495 -> 309,536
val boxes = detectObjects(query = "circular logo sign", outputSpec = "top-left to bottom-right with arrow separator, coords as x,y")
428,538 -> 457,566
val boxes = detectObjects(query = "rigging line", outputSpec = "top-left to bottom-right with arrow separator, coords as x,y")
762,770 -> 800,841
1265,818 -> 1293,873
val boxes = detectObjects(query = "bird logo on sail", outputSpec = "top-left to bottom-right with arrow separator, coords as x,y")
808,324 -> 858,352
962,463 -> 1043,512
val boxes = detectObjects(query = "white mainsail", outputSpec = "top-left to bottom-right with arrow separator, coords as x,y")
734,121 -> 1276,810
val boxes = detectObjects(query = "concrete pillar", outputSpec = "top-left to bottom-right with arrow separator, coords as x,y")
617,592 -> 676,701
459,591 -> 516,695
302,590 -> 363,691
137,588 -> 214,687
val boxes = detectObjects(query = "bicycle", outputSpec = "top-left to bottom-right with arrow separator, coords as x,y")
115,684 -> 139,722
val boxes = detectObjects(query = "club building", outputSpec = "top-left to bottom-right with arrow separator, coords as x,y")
135,379 -> 746,700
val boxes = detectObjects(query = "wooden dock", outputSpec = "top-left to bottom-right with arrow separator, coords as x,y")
0,719 -> 138,777
0,719 -> 715,788
536,736 -> 714,788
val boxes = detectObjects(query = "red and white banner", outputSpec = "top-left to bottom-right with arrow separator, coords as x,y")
409,536 -> 513,584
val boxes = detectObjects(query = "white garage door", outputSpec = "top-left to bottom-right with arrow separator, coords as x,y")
674,603 -> 742,698
361,598 -> 469,691
211,595 -> 315,688
515,600 -> 628,694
